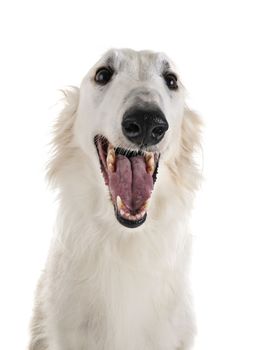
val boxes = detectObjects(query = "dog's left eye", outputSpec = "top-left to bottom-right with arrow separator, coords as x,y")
95,67 -> 114,85
164,73 -> 178,90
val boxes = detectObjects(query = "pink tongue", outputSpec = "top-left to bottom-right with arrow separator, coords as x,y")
108,155 -> 153,211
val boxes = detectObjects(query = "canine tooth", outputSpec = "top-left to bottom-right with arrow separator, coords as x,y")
107,143 -> 115,153
107,153 -> 115,163
107,163 -> 115,172
148,164 -> 154,175
145,152 -> 155,174
145,152 -> 153,161
116,195 -> 123,210
107,145 -> 116,172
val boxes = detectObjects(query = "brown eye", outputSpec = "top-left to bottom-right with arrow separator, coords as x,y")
164,73 -> 178,90
94,67 -> 113,85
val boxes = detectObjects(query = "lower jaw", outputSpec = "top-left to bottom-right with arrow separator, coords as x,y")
115,208 -> 147,228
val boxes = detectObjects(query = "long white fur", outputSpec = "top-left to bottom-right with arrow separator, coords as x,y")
29,49 -> 202,350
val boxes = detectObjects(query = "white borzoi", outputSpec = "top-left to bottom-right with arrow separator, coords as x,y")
29,48 -> 201,350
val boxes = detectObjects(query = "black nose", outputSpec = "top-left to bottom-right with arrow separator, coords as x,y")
122,107 -> 169,146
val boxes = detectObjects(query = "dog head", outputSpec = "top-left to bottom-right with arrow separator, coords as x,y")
49,49 -> 201,230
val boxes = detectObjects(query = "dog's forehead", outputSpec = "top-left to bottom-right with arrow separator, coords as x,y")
95,49 -> 173,76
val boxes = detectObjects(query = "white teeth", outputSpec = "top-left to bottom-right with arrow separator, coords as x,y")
108,163 -> 115,172
141,199 -> 149,211
116,196 -> 148,222
145,152 -> 155,175
137,210 -> 146,219
107,144 -> 115,172
116,195 -> 123,211
140,210 -> 146,218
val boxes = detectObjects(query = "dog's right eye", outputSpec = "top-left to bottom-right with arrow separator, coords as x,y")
94,67 -> 114,85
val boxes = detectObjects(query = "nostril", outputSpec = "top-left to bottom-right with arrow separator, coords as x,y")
152,126 -> 167,139
124,122 -> 141,137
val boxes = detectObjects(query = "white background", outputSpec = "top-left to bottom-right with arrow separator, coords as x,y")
0,1 -> 265,349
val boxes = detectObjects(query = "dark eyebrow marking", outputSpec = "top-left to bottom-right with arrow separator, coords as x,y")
161,60 -> 170,73
105,56 -> 114,67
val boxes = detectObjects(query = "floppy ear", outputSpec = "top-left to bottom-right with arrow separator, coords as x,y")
166,107 -> 202,193
47,86 -> 80,187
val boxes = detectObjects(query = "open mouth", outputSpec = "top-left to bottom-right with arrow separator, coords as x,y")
94,135 -> 159,228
